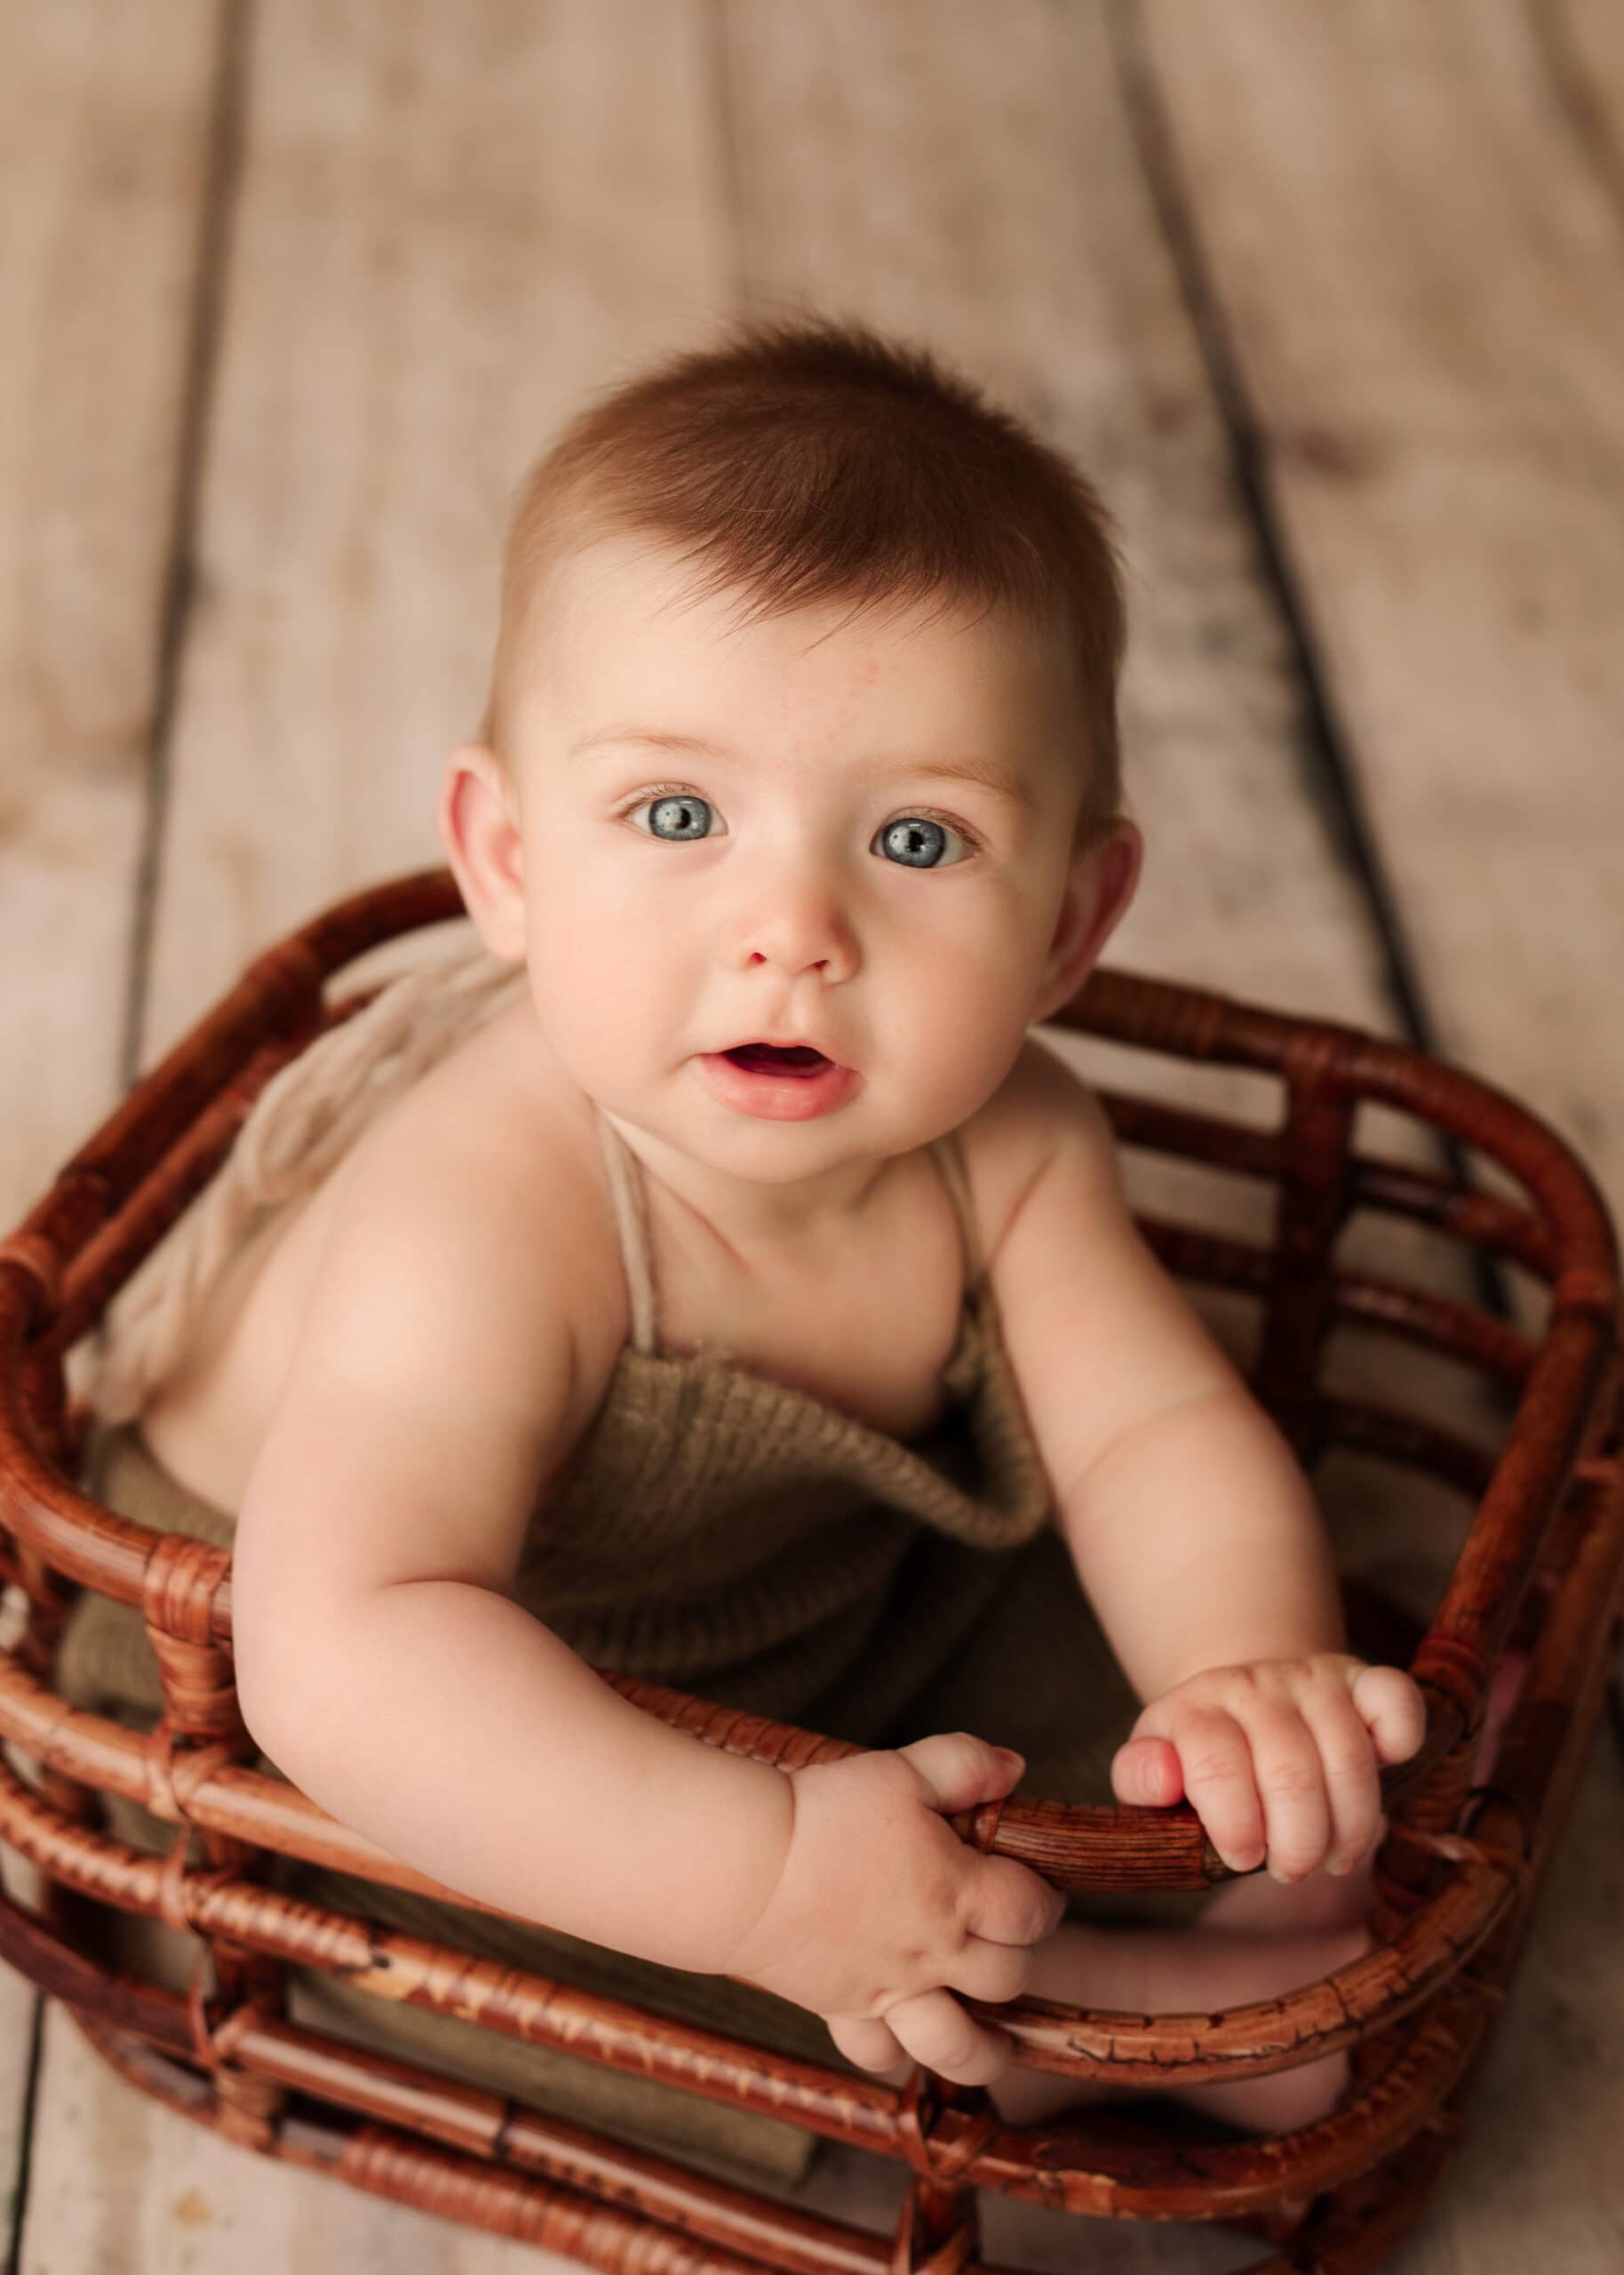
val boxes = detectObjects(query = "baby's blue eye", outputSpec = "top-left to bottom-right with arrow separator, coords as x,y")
642,791 -> 713,842
628,789 -> 972,866
878,817 -> 959,870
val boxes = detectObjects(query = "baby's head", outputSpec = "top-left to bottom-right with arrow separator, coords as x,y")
440,315 -> 1142,1204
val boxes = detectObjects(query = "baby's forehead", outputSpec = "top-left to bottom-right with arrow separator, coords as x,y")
506,530 -> 1084,787
535,531 -> 1059,667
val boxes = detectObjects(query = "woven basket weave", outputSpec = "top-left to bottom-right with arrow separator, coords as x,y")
1,866 -> 1619,2273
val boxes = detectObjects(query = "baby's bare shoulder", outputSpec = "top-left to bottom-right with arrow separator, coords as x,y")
970,1033 -> 1241,1524
236,1016 -> 619,1604
325,1006 -> 610,1353
956,1033 -> 1115,1273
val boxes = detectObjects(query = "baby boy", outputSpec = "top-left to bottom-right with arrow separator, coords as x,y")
210,315 -> 1426,2142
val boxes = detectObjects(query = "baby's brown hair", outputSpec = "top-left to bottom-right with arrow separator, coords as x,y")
479,314 -> 1130,848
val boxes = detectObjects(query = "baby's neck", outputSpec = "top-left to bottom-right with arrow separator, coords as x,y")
600,1108 -> 907,1257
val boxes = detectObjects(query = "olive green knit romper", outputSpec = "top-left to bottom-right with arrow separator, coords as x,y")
56,1105 -> 1183,2192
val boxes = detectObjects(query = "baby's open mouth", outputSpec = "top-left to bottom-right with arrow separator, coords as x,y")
723,1042 -> 832,1075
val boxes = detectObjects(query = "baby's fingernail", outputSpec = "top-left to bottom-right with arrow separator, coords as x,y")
993,1748 -> 1026,1777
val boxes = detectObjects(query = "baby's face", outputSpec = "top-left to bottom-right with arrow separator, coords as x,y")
459,532 -> 1133,1219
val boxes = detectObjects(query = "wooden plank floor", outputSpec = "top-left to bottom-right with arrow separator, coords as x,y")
3,2 -> 1621,2266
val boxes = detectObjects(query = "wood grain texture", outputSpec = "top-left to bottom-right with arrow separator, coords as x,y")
0,0 -> 220,1204
1139,0 -> 1624,1192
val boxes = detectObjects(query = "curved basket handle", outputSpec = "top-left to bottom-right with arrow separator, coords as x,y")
599,1665 -> 1457,1892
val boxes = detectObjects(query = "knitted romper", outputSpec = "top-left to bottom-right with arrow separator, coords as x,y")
55,1103 -> 1203,2192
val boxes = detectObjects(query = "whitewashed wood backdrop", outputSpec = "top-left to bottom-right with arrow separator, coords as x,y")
2,4 -> 1620,2271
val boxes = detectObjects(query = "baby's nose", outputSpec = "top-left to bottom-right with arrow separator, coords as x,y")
739,875 -> 858,975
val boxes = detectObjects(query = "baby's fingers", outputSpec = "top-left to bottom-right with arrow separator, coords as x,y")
1160,1709 -> 1269,1874
1350,1664 -> 1428,1765
1110,1734 -> 1184,1807
1246,1699 -> 1333,1883
828,2012 -> 909,2077
961,1853 -> 1069,1951
880,1990 -> 1015,2087
1297,1675 -> 1385,1875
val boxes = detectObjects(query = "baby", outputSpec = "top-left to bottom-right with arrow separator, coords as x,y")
132,315 -> 1425,2143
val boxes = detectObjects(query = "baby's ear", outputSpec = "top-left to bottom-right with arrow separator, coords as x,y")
437,743 -> 527,962
1031,819 -> 1143,1024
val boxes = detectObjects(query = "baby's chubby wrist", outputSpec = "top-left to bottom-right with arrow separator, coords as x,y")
649,1738 -> 795,1979
713,1754 -> 798,1976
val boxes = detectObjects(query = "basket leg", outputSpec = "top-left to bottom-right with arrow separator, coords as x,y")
888,2073 -> 992,2273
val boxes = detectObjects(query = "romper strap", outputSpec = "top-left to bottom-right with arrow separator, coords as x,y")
928,1128 -> 987,1296
593,1109 -> 660,1357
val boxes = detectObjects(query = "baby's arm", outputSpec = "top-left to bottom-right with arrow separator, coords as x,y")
246,1566 -> 796,1971
227,1106 -> 794,1976
989,1050 -> 1426,1888
1062,1385 -> 1422,1880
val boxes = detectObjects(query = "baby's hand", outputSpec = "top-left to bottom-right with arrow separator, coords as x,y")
1110,1654 -> 1427,1882
721,1733 -> 1065,2087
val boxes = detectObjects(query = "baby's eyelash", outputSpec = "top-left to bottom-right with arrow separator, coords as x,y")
617,782 -> 985,855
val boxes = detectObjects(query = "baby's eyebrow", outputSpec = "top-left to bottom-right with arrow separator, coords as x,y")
569,726 -> 1037,817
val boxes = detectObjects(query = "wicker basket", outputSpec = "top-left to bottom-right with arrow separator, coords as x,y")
1,866 -> 1619,2274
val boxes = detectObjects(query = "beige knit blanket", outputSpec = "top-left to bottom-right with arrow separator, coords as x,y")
83,922 -> 529,1427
